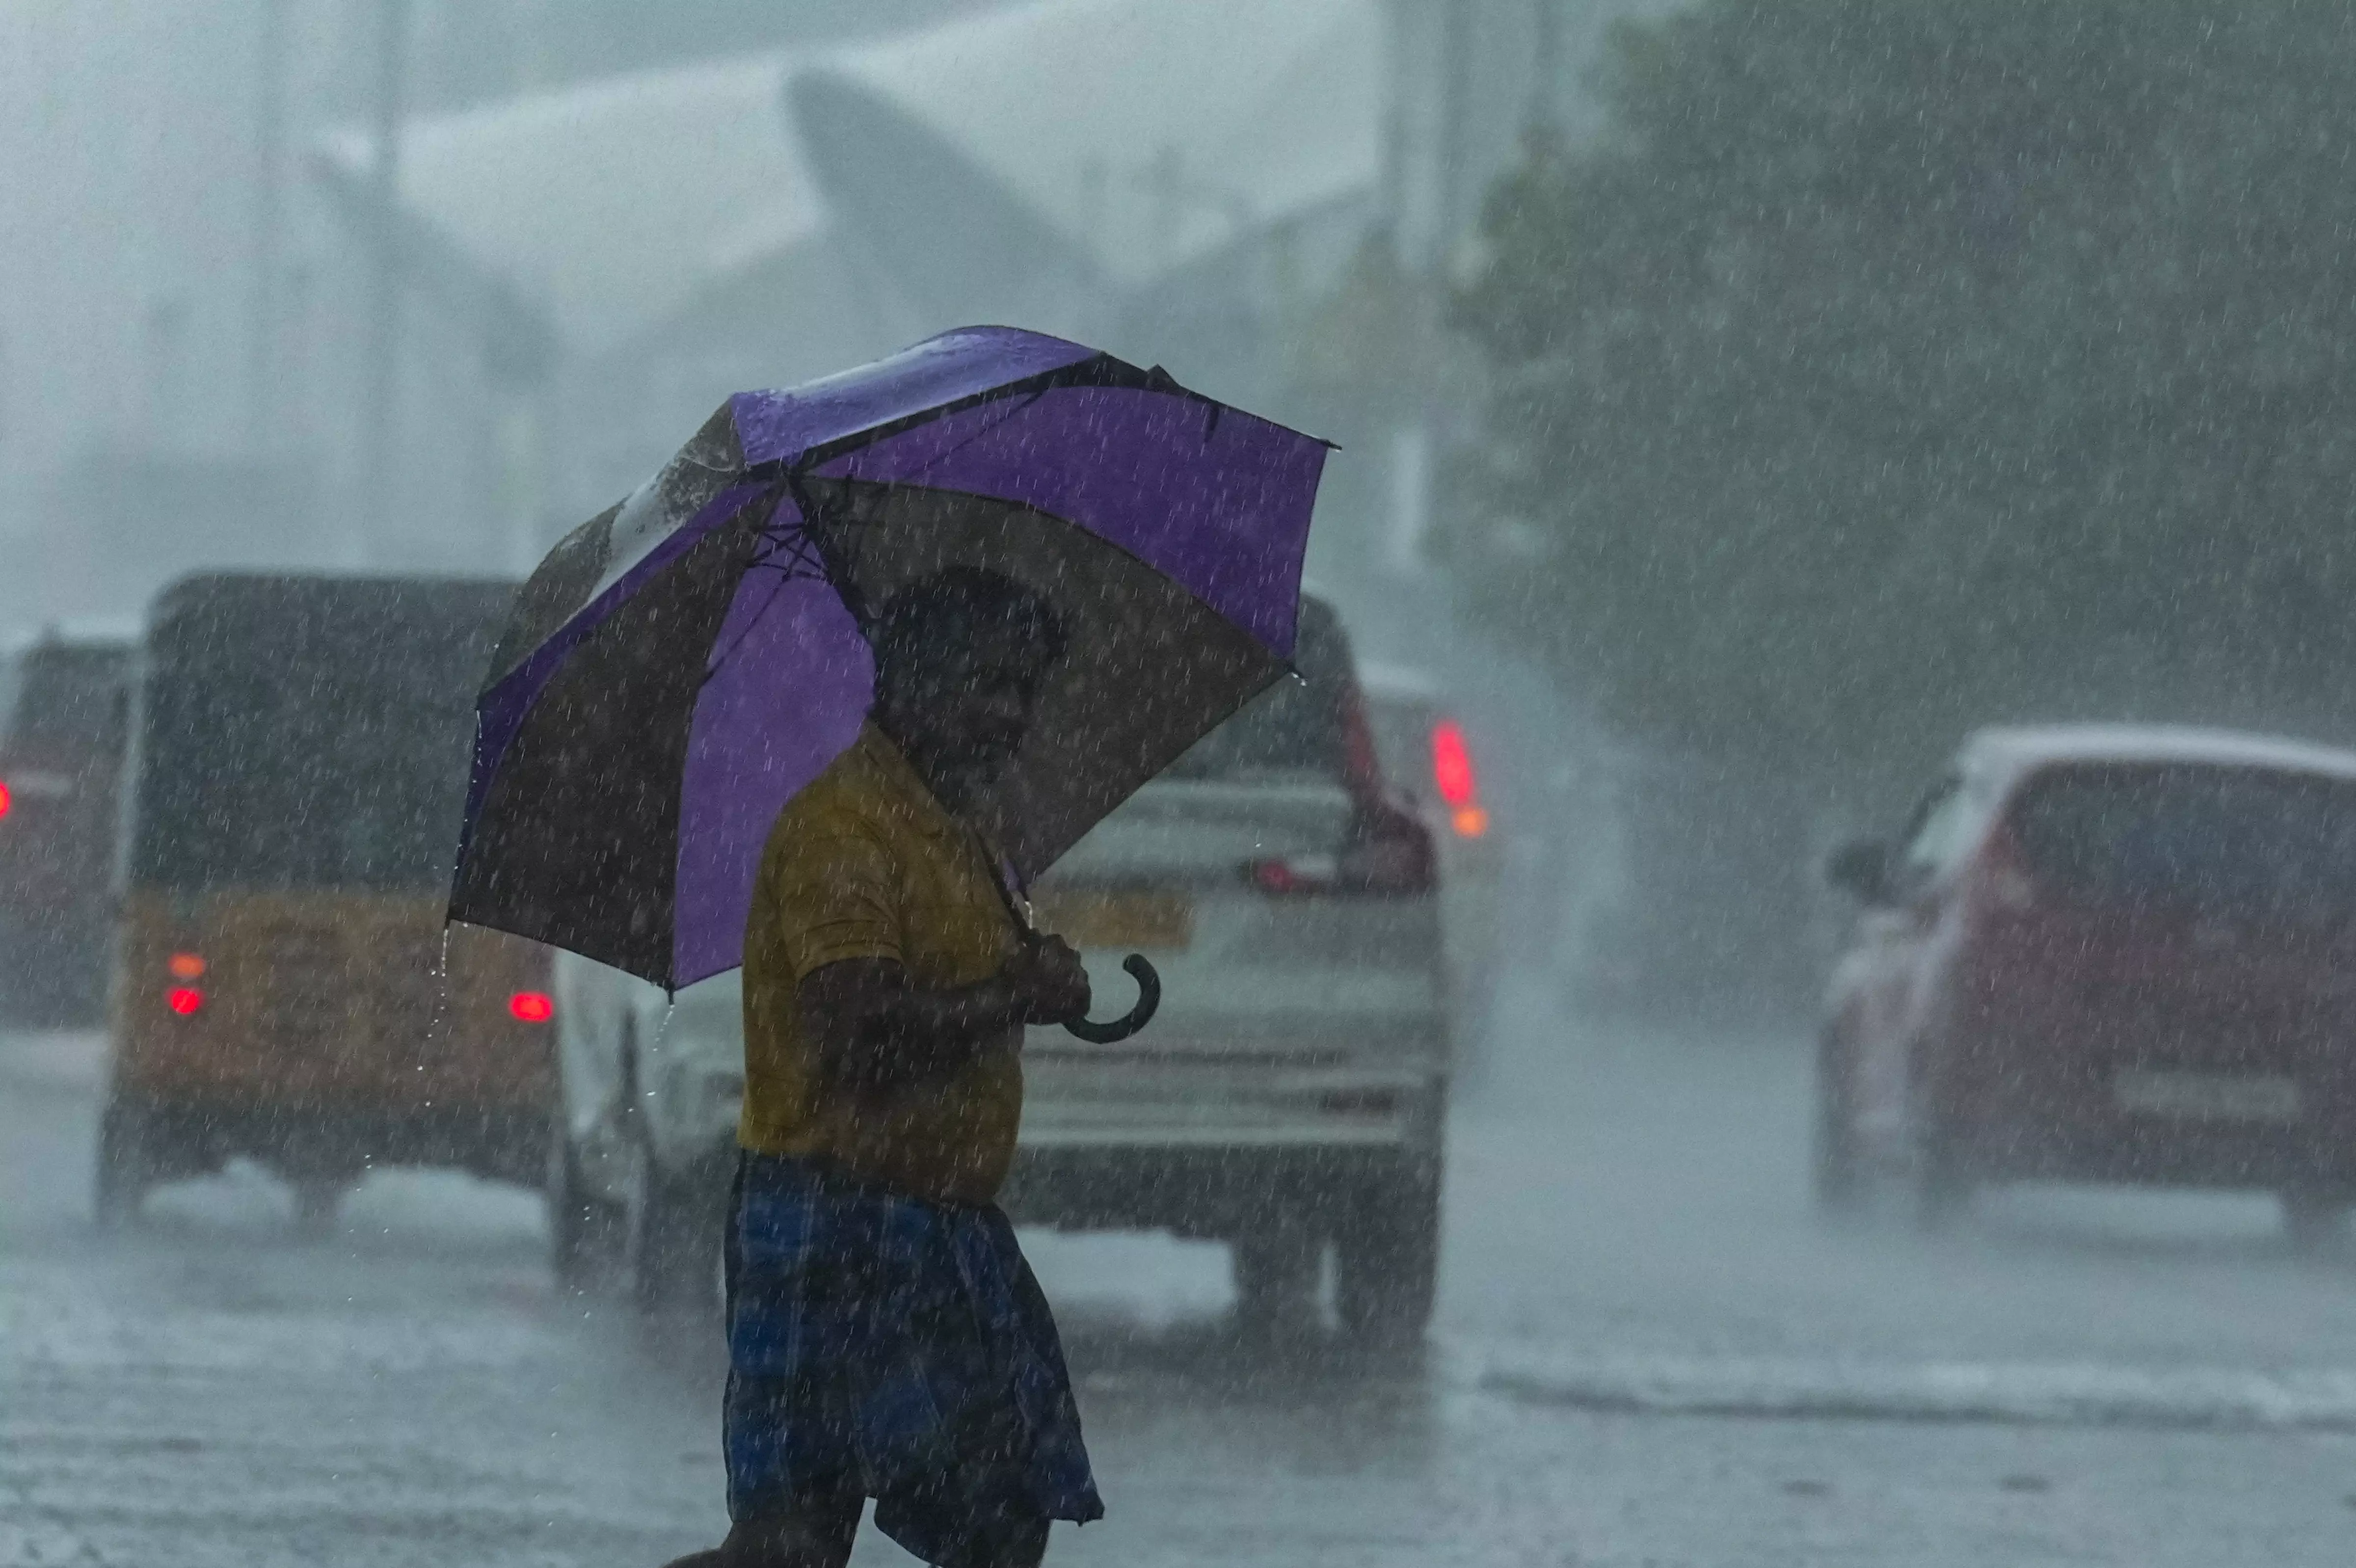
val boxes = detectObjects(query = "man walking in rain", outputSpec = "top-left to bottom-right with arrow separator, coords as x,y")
666,567 -> 1104,1568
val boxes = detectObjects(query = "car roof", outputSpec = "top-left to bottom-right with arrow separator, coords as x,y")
3,618 -> 140,657
1962,723 -> 2356,785
1357,661 -> 1441,702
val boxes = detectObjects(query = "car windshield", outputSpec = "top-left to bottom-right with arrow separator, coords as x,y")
2007,763 -> 2356,924
128,579 -> 512,893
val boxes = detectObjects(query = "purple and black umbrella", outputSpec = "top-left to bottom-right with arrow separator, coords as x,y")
448,326 -> 1329,1038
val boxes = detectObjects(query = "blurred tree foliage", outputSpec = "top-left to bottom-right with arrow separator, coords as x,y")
1453,0 -> 2356,805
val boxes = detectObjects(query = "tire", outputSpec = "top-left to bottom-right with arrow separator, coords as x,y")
2281,1189 -> 2348,1253
629,1157 -> 724,1322
546,1107 -> 621,1290
1910,1122 -> 1973,1232
616,1017 -> 721,1320
1334,1167 -> 1441,1345
94,1095 -> 151,1230
1904,1047 -> 1976,1232
1231,1226 -> 1320,1330
1812,1027 -> 1866,1214
290,1177 -> 348,1239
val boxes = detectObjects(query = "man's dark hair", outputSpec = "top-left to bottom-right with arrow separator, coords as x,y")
868,567 -> 1069,690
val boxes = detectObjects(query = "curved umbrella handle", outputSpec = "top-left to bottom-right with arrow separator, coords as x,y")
1063,954 -> 1161,1044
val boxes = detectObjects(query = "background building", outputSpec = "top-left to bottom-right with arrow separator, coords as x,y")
0,0 -> 1666,637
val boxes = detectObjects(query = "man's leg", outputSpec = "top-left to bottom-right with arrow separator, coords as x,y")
969,1511 -> 1049,1568
904,1496 -> 1049,1568
657,1484 -> 862,1568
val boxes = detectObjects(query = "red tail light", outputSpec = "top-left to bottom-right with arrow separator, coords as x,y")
1432,721 -> 1474,804
166,986 -> 204,1016
0,779 -> 10,819
509,990 -> 554,1023
1430,720 -> 1489,838
1249,854 -> 1339,896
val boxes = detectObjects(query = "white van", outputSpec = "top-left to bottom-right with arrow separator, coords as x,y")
547,597 -> 1451,1339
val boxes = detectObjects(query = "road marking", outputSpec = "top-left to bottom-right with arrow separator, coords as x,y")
1480,1350 -> 2356,1433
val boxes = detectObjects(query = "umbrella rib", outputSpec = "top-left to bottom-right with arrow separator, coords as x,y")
802,387 -> 1049,492
782,349 -> 1284,477
699,500 -> 830,685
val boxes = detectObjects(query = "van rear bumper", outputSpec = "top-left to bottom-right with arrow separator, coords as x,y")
1947,1092 -> 2356,1192
106,1091 -> 545,1186
1942,1002 -> 2356,1191
997,1141 -> 1438,1237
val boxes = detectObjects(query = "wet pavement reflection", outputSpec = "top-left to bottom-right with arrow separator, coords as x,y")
11,1025 -> 2356,1567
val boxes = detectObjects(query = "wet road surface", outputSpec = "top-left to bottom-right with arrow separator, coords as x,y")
9,1008 -> 2356,1567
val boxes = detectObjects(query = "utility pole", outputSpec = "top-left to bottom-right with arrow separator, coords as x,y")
248,0 -> 289,456
1385,0 -> 1471,575
1529,0 -> 1560,130
358,0 -> 411,564
1437,0 -> 1471,244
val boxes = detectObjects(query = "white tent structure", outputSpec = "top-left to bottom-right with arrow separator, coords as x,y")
314,0 -> 1390,558
321,52 -> 824,361
323,0 -> 1383,374
816,0 -> 1382,291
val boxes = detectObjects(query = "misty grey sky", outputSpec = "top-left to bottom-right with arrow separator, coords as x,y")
0,0 -> 1653,636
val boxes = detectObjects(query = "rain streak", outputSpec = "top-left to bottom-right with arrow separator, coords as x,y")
6,4 -> 2356,1567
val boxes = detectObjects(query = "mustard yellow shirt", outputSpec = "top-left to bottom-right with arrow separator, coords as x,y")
738,724 -> 1025,1204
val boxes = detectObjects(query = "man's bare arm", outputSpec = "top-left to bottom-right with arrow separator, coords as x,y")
801,937 -> 1089,1093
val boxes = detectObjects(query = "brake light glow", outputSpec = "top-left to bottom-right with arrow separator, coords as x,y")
1248,854 -> 1339,896
1974,825 -> 2040,916
509,990 -> 554,1023
0,780 -> 10,819
1987,866 -> 2037,912
167,952 -> 207,980
1432,721 -> 1474,804
166,987 -> 204,1016
1430,721 -> 1488,837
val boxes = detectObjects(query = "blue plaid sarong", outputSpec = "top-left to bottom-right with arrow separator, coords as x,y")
722,1151 -> 1103,1563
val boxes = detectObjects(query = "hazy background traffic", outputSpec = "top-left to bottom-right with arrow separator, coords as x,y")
11,3 -> 2356,1564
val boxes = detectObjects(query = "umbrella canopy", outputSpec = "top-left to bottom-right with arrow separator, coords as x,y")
450,326 -> 1330,992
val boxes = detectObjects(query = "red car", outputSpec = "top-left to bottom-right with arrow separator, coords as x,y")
1818,725 -> 2356,1244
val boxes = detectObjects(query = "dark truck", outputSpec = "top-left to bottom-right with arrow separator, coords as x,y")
99,574 -> 553,1230
0,626 -> 134,1028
